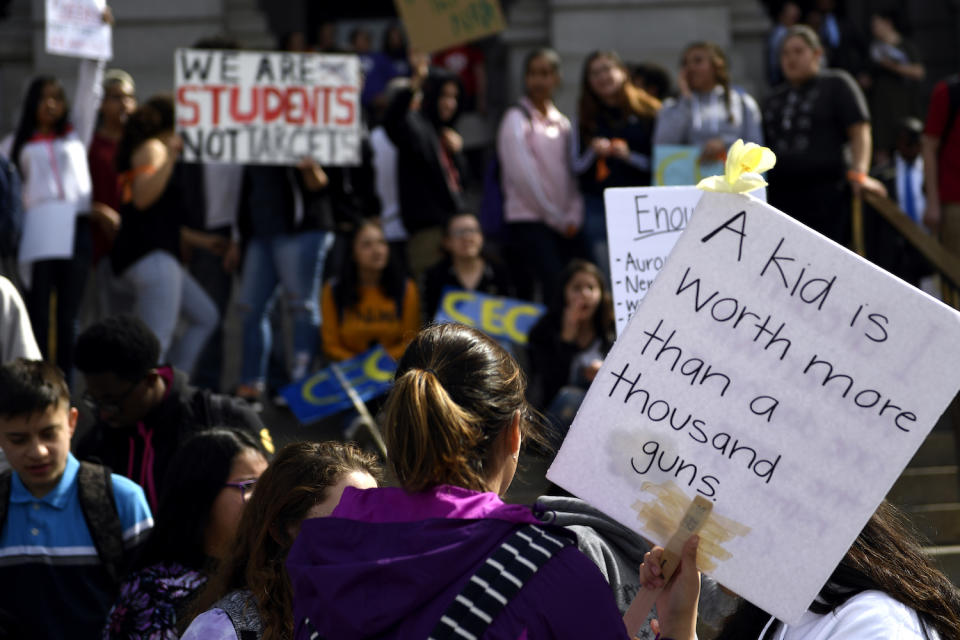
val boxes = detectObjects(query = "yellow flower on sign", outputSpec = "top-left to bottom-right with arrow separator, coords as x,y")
697,139 -> 776,194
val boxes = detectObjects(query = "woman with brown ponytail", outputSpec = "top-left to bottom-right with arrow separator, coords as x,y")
653,41 -> 764,164
286,323 -> 631,639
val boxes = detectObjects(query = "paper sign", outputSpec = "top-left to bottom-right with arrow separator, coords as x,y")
281,346 -> 396,424
433,289 -> 545,346
394,0 -> 506,53
606,186 -> 703,336
548,190 -> 960,623
174,49 -> 361,166
45,0 -> 112,60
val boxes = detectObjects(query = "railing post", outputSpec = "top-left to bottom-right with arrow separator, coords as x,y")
851,193 -> 865,257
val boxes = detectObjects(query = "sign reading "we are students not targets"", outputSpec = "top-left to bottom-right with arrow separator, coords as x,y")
174,48 -> 362,166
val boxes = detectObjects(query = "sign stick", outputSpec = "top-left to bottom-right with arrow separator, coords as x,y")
622,496 -> 713,638
331,363 -> 388,458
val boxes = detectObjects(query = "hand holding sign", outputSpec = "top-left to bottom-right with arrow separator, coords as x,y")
552,140 -> 960,623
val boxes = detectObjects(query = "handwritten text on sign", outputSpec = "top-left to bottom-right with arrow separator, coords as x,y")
174,49 -> 361,166
605,187 -> 701,336
549,191 -> 960,623
45,0 -> 112,60
394,0 -> 506,53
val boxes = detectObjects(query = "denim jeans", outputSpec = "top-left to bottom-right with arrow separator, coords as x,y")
121,249 -> 219,375
238,231 -> 332,385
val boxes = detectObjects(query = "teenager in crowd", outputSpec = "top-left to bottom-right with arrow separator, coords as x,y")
527,259 -> 615,444
75,314 -> 266,511
321,220 -> 419,362
112,95 -> 220,375
497,48 -> 584,301
287,323 -> 631,638
574,50 -> 660,274
3,60 -> 114,381
641,501 -> 960,640
654,41 -> 764,163
423,212 -> 513,319
763,25 -> 885,246
104,428 -> 268,639
181,441 -> 382,640
385,54 -> 466,278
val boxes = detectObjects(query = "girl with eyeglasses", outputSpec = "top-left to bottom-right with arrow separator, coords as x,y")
104,428 -> 267,639
423,212 -> 514,319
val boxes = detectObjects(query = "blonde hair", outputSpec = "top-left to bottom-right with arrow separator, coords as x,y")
383,324 -> 543,492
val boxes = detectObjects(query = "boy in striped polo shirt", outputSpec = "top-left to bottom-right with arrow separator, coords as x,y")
0,359 -> 153,639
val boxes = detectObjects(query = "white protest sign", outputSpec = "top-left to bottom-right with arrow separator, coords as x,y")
45,0 -> 112,61
606,186 -> 702,336
174,49 -> 361,166
549,190 -> 960,623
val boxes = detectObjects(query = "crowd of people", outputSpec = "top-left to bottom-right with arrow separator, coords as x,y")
1,2 -> 959,639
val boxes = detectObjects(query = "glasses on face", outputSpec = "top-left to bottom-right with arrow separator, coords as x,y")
448,227 -> 481,238
82,380 -> 141,416
224,478 -> 257,501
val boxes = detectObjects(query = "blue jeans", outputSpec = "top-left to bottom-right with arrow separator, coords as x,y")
238,231 -> 331,385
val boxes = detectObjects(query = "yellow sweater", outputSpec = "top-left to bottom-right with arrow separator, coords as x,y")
321,280 -> 421,362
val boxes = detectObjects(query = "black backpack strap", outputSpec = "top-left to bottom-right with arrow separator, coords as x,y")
0,470 -> 11,537
77,461 -> 124,586
214,590 -> 264,640
428,524 -> 576,640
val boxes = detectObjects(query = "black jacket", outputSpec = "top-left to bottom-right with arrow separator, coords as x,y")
384,87 -> 466,233
75,368 -> 265,508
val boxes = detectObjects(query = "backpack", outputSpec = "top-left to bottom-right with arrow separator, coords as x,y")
478,103 -> 534,241
0,461 -> 125,585
0,155 -> 24,259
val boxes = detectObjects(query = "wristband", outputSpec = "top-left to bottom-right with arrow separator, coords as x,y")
846,170 -> 867,184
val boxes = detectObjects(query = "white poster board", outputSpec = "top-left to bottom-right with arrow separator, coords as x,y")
606,186 -> 702,336
45,0 -> 112,61
174,49 -> 361,166
549,190 -> 960,623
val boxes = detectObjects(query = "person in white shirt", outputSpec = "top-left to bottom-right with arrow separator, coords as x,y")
638,500 -> 959,640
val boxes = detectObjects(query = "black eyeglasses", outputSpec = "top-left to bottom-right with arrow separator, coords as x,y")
82,380 -> 142,415
224,479 -> 257,501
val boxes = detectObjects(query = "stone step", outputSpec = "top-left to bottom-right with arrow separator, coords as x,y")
909,431 -> 957,468
905,503 -> 960,546
888,466 -> 960,506
925,545 -> 960,585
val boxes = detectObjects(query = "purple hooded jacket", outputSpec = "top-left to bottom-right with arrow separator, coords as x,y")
287,485 -> 630,639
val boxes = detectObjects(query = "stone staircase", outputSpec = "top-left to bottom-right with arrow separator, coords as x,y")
887,421 -> 960,583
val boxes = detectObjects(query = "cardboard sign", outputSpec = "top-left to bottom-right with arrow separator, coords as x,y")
281,346 -> 396,424
394,0 -> 506,53
548,190 -> 960,623
174,49 -> 361,166
433,289 -> 545,346
606,186 -> 702,336
45,0 -> 112,60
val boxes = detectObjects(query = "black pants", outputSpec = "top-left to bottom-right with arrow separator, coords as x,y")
27,216 -> 92,382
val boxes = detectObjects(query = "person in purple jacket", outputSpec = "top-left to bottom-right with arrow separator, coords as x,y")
287,323 -> 631,639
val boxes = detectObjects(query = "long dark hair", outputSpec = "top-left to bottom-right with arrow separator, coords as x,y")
135,428 -> 264,572
331,220 -> 407,322
11,76 -> 70,173
116,94 -> 175,173
550,259 -> 615,347
421,69 -> 463,129
384,324 -> 548,493
186,441 -> 382,640
578,50 -> 660,143
715,501 -> 960,640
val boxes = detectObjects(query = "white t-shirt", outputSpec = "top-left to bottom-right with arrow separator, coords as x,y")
767,590 -> 938,640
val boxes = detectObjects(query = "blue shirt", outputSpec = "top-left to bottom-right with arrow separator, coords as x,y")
0,453 -> 153,639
